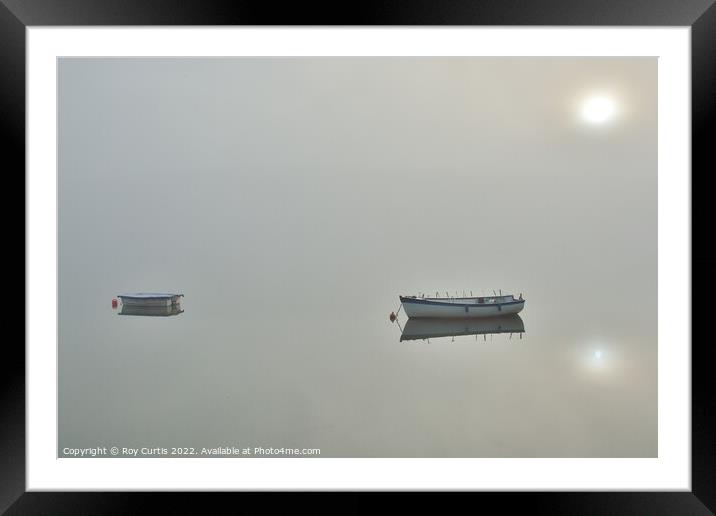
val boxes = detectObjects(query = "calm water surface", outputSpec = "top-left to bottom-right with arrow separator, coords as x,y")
58,57 -> 657,457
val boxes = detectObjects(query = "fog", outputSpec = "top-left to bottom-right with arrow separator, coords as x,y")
58,57 -> 656,457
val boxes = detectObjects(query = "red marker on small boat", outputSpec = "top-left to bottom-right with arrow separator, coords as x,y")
112,298 -> 118,308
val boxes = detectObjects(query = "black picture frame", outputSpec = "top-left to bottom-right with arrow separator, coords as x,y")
5,0 -> 714,513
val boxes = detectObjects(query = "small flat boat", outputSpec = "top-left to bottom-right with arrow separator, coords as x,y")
399,293 -> 524,319
117,293 -> 183,307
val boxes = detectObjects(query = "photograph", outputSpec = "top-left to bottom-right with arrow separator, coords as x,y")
6,2 -> 709,507
57,56 -> 657,459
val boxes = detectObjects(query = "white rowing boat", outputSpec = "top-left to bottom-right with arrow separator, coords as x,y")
399,293 -> 525,319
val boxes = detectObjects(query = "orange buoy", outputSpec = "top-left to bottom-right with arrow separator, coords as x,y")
389,312 -> 396,322
112,298 -> 118,308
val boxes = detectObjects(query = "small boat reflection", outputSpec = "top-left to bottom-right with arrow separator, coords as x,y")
400,314 -> 524,342
118,303 -> 184,317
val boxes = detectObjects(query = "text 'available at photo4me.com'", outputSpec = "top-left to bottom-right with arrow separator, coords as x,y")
61,446 -> 322,457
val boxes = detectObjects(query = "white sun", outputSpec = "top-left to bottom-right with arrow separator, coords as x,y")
580,96 -> 617,124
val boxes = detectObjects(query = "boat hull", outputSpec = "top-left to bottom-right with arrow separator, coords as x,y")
118,294 -> 183,307
400,296 -> 524,319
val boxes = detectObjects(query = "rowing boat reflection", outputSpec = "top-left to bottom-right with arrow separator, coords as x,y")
118,303 -> 184,317
400,314 -> 524,342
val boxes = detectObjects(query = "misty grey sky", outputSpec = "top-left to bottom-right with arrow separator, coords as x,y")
58,58 -> 656,457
